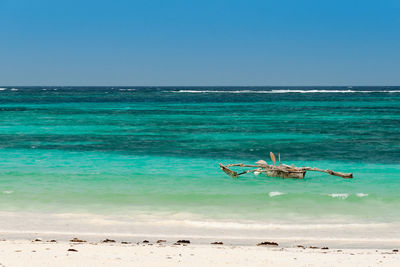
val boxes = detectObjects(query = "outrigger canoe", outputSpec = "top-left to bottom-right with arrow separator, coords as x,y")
219,152 -> 353,179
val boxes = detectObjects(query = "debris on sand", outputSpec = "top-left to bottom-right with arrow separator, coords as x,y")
102,239 -> 116,243
176,240 -> 190,244
257,241 -> 278,246
70,238 -> 86,243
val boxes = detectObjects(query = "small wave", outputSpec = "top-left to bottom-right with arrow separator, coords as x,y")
10,88 -> 18,91
269,191 -> 285,197
119,88 -> 136,91
169,89 -> 400,94
170,90 -> 261,93
2,190 -> 13,194
0,88 -> 6,91
328,193 -> 349,199
356,193 -> 369,198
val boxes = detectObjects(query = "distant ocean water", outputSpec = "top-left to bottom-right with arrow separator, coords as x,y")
0,86 -> 399,225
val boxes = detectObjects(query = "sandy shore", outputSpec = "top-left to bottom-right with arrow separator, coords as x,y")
0,239 -> 399,267
0,211 -> 399,266
1,211 -> 399,249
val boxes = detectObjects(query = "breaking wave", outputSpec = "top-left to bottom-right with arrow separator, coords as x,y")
266,192 -> 369,200
269,191 -> 286,197
329,193 -> 349,199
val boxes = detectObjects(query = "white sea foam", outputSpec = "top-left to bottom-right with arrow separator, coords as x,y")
356,193 -> 369,197
2,190 -> 13,194
10,88 -> 18,91
169,89 -> 400,94
119,88 -> 136,91
329,193 -> 349,199
269,191 -> 285,197
0,88 -> 6,91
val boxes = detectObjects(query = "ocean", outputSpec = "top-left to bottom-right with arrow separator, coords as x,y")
0,86 -> 399,240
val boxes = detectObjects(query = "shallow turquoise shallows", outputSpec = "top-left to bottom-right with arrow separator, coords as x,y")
0,87 -> 399,223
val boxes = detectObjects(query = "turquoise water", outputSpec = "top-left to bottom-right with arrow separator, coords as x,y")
0,87 -> 399,223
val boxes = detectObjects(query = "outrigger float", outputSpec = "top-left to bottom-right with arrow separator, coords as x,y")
219,152 -> 353,179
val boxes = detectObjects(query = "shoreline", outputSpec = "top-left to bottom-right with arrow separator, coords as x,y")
0,239 -> 399,266
0,211 -> 399,250
1,229 -> 400,250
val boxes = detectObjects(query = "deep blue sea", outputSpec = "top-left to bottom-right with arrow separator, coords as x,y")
0,86 -> 399,224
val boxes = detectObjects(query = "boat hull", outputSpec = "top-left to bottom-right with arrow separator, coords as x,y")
263,169 -> 305,179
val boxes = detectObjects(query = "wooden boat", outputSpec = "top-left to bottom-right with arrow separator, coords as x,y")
219,152 -> 353,179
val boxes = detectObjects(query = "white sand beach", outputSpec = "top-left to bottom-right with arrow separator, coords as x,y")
0,239 -> 399,267
0,211 -> 399,266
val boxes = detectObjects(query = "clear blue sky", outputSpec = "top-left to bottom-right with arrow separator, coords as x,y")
1,0 -> 399,85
